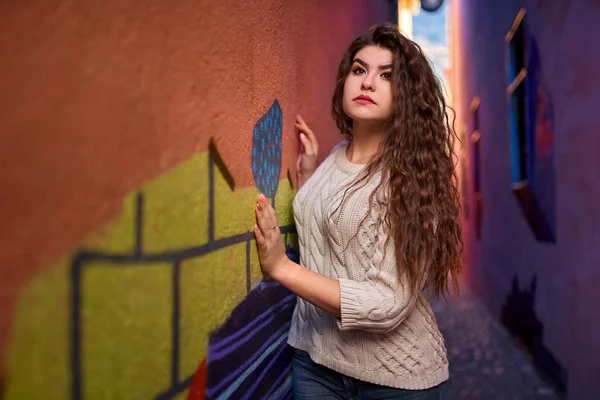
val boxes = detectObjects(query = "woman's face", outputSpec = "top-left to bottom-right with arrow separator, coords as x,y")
342,45 -> 394,126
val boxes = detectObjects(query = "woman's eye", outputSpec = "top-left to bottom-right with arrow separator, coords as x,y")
381,72 -> 392,80
352,67 -> 365,75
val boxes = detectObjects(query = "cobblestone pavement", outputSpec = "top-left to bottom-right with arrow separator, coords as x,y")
428,287 -> 561,400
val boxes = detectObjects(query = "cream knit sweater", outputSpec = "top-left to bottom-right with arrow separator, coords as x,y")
287,142 -> 449,390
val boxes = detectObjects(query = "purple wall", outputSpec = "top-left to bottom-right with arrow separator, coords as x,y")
457,1 -> 600,398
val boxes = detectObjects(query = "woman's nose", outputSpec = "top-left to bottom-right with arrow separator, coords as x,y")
361,75 -> 375,91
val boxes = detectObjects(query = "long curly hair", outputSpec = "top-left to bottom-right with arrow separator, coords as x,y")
331,23 -> 463,298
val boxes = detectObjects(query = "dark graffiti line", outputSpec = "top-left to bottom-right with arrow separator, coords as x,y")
69,226 -> 296,400
70,258 -> 83,400
71,225 -> 296,265
206,324 -> 291,398
135,193 -> 144,255
172,260 -> 181,387
208,156 -> 215,244
69,227 -> 296,400
208,294 -> 295,354
70,127 -> 295,399
246,240 -> 251,294
260,364 -> 292,400
241,343 -> 290,400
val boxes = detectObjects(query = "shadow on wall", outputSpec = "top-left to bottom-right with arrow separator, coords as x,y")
5,100 -> 298,400
501,275 -> 567,398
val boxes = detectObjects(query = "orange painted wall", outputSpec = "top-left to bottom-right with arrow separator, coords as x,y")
0,0 -> 392,366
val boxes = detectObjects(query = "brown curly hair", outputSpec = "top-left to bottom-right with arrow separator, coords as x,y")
331,23 -> 463,298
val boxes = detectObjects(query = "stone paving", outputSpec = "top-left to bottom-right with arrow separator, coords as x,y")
429,287 -> 561,400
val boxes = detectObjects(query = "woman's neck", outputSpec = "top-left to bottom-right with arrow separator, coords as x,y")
346,122 -> 385,164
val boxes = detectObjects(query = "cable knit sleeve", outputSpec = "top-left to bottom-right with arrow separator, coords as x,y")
336,215 -> 418,334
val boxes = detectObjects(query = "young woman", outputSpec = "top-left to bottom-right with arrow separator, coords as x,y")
254,22 -> 462,399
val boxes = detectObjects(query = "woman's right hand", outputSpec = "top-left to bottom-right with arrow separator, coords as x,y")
295,114 -> 319,188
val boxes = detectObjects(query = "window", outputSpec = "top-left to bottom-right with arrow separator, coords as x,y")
505,8 -> 556,243
506,8 -> 529,184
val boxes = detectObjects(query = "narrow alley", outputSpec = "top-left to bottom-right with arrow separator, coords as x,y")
430,288 -> 559,400
1,0 -> 599,399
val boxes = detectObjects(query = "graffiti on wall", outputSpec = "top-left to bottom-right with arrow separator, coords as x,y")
4,99 -> 297,400
203,278 -> 297,400
527,38 -> 556,241
252,100 -> 283,205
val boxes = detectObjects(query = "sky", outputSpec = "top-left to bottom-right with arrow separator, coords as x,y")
412,0 -> 450,98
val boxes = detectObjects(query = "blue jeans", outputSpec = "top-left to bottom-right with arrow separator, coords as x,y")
292,348 -> 449,400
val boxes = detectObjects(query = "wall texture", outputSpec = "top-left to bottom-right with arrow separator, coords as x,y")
451,0 -> 600,398
0,1 -> 393,398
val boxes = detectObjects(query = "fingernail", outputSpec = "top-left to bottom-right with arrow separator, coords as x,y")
300,133 -> 306,139
258,193 -> 266,201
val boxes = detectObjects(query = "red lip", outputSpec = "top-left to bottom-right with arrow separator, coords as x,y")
353,95 -> 376,104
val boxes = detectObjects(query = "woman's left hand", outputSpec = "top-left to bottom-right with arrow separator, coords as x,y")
254,193 -> 289,280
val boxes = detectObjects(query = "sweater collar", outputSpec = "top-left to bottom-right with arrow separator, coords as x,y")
334,142 -> 367,175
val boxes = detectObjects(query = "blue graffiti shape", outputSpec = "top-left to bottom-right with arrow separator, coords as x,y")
252,99 -> 283,200
205,281 -> 297,399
